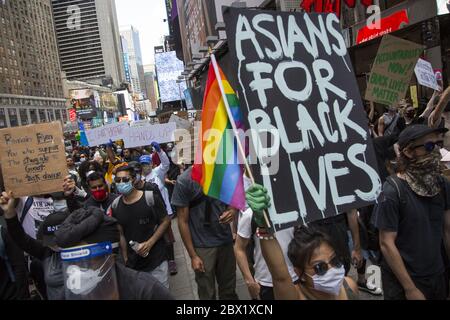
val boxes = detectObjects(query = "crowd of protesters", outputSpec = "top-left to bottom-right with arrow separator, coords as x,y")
1,85 -> 450,300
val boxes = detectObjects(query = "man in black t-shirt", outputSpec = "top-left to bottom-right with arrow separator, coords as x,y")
372,124 -> 450,300
109,166 -> 171,289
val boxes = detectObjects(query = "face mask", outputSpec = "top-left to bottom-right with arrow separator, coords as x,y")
91,189 -> 107,202
53,200 -> 68,213
65,256 -> 112,296
80,158 -> 87,163
307,266 -> 345,296
404,148 -> 442,197
116,181 -> 134,195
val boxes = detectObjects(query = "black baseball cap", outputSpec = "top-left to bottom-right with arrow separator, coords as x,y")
37,211 -> 70,247
398,124 -> 448,150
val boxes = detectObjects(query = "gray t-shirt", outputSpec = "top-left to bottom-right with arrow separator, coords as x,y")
171,168 -> 233,248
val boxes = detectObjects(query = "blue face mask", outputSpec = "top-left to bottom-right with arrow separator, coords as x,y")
116,181 -> 134,195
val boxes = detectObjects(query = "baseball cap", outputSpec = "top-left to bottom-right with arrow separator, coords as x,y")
139,155 -> 152,164
37,211 -> 70,247
397,124 -> 448,150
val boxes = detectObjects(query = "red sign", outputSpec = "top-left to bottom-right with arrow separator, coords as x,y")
356,9 -> 409,44
69,108 -> 77,122
301,0 -> 373,18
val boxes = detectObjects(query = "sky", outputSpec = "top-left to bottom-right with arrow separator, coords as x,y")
115,0 -> 169,66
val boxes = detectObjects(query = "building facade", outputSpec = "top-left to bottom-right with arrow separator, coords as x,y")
0,0 -> 67,128
120,25 -> 147,98
51,0 -> 125,88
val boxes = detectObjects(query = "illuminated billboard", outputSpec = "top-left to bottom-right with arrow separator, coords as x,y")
155,51 -> 187,103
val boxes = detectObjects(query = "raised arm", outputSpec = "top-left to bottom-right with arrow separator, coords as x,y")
246,184 -> 300,300
420,90 -> 440,119
429,86 -> 450,128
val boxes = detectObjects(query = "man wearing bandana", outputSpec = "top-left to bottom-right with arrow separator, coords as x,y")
372,124 -> 450,300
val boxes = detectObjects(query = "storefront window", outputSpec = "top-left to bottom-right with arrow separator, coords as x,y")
39,109 -> 46,123
19,108 -> 29,125
29,109 -> 38,124
8,108 -> 18,127
55,109 -> 62,120
0,108 -> 6,128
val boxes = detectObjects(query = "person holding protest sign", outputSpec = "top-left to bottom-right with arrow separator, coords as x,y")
0,192 -> 173,300
372,124 -> 450,300
109,166 -> 171,289
245,184 -> 359,300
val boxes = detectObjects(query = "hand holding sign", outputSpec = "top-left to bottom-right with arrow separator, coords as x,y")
0,191 -> 18,219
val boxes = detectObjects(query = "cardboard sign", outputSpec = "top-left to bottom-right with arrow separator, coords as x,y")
124,123 -> 176,148
224,8 -> 382,231
0,122 -> 68,197
365,35 -> 423,106
85,122 -> 129,146
169,114 -> 191,130
414,58 -> 439,90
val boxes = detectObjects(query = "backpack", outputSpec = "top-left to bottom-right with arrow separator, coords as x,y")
108,191 -> 155,216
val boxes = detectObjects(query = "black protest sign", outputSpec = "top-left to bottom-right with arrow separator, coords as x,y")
224,7 -> 382,231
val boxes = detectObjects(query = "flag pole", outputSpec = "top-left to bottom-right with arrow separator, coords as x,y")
209,53 -> 271,229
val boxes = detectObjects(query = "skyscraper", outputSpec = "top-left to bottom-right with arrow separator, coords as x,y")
0,0 -> 66,128
51,0 -> 125,88
120,25 -> 146,98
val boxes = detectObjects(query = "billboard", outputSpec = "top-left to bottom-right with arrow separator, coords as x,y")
69,89 -> 98,119
155,51 -> 187,103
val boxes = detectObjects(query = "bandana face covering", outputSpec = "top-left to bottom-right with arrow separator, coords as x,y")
404,149 -> 442,197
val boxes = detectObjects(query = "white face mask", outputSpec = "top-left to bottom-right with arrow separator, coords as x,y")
65,256 -> 112,296
308,265 -> 345,296
53,200 -> 68,213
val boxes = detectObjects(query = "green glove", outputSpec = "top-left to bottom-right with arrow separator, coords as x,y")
245,184 -> 271,228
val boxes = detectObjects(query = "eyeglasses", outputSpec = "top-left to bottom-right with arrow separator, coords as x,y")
411,140 -> 443,153
310,256 -> 343,276
114,176 -> 131,183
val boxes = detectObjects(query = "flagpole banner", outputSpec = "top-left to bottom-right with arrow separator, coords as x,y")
223,7 -> 382,231
124,123 -> 176,148
85,122 -> 129,146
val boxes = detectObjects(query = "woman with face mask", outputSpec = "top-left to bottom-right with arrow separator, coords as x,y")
245,185 -> 359,300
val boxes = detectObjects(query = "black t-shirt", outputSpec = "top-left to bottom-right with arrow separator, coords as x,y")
112,192 -> 167,272
372,176 -> 450,277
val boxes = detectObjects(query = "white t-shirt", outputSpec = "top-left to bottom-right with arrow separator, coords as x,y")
237,208 -> 299,287
15,197 -> 55,239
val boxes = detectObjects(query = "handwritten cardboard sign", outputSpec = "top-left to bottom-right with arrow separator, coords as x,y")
85,122 -> 129,146
124,123 -> 176,148
365,35 -> 423,106
224,8 -> 382,231
0,122 -> 67,197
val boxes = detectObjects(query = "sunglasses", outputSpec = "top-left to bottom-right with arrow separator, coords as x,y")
411,140 -> 443,153
114,176 -> 132,183
310,256 -> 343,276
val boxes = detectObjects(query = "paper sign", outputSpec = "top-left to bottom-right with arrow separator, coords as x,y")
169,114 -> 191,130
365,35 -> 423,106
414,58 -> 439,90
0,122 -> 68,197
124,123 -> 176,148
224,8 -> 382,231
85,122 -> 129,146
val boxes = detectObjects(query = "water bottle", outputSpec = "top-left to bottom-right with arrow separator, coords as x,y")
129,241 -> 148,257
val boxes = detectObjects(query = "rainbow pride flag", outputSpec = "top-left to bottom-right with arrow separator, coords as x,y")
192,61 -> 246,210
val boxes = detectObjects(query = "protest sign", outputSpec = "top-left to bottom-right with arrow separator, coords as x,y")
365,35 -> 423,106
414,58 -> 439,90
85,122 -> 129,146
0,122 -> 67,197
169,114 -> 191,130
224,7 -> 382,230
124,123 -> 176,148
